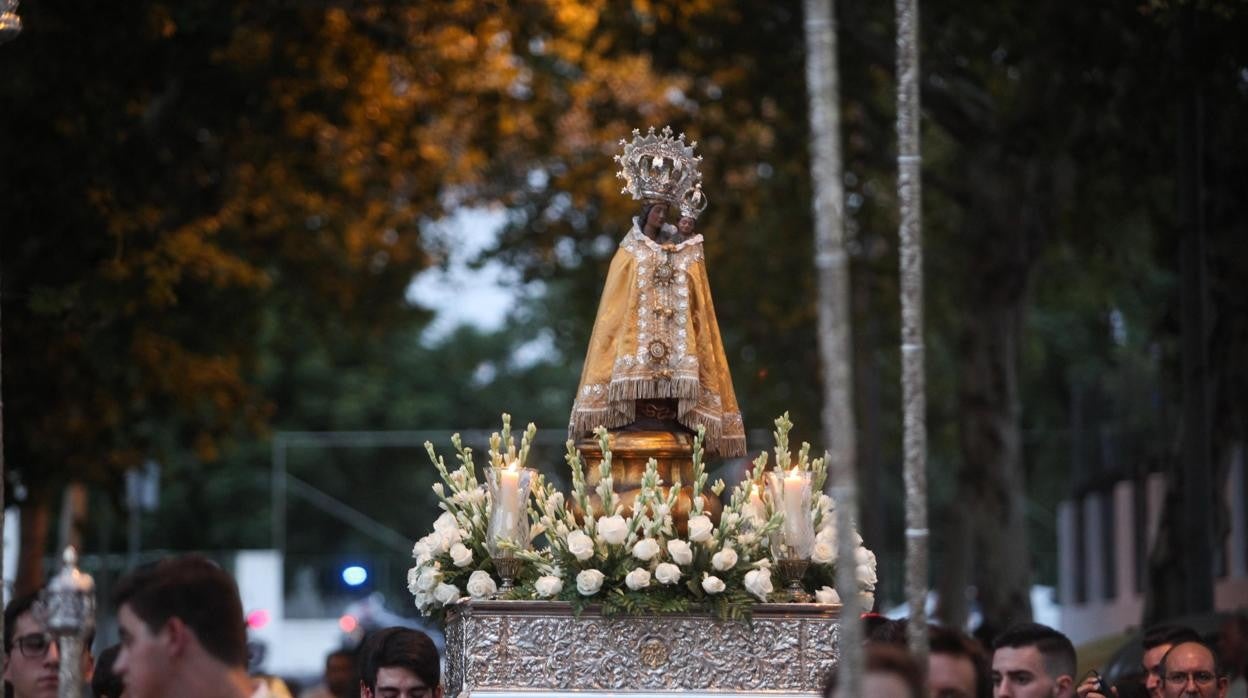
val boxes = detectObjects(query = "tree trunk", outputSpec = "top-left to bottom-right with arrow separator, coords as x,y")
957,301 -> 1033,637
16,489 -> 52,596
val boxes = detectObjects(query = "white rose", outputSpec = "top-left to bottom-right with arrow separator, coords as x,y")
743,568 -> 773,602
711,547 -> 738,571
816,524 -> 837,546
406,566 -> 421,595
811,541 -> 835,564
450,543 -> 474,568
434,531 -> 454,553
855,564 -> 878,587
858,590 -> 875,611
597,515 -> 629,545
625,568 -> 651,591
465,570 -> 497,598
816,586 -> 841,605
534,575 -> 564,598
632,538 -> 660,561
415,566 -> 441,592
433,582 -> 460,605
654,562 -> 682,585
576,569 -> 605,596
413,590 -> 433,612
433,511 -> 458,534
567,530 -> 595,561
412,538 -> 433,560
851,530 -> 863,546
687,515 -> 714,542
701,574 -> 726,594
667,539 -> 693,565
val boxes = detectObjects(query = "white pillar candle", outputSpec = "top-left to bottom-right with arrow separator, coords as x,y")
783,468 -> 806,547
500,460 -> 521,538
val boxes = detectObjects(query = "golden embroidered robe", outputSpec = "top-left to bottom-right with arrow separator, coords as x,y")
569,223 -> 746,457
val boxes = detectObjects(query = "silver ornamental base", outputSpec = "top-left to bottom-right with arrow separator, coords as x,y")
444,600 -> 842,697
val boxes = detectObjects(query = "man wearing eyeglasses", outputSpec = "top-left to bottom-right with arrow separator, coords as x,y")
1161,641 -> 1229,698
3,593 -> 96,698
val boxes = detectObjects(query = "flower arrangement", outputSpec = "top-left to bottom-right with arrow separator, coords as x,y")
408,413 -> 877,621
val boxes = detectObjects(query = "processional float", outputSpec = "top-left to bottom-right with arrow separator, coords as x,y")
410,128 -> 878,697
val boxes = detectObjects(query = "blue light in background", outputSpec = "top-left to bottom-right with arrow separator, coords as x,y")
342,565 -> 368,586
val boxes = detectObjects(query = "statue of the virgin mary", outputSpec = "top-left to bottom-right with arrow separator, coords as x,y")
569,127 -> 746,457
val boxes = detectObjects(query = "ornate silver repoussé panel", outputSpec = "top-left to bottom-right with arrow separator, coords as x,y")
444,600 -> 841,697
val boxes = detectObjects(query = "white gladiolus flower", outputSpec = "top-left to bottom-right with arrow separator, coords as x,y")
432,483 -> 445,497
433,582 -> 460,605
667,539 -> 693,565
449,543 -> 474,568
701,574 -> 726,594
711,547 -> 738,571
816,586 -> 841,605
858,590 -> 875,611
534,575 -> 563,598
736,531 -> 759,547
625,568 -> 652,591
855,564 -> 878,587
854,546 -> 875,566
744,568 -> 774,602
576,569 -> 605,596
567,530 -> 595,561
597,515 -> 628,545
721,511 -> 741,528
632,538 -> 660,561
811,541 -> 835,565
555,522 -> 570,537
655,503 -> 671,518
466,570 -> 497,598
687,515 -> 713,542
415,566 -> 441,592
547,492 -> 564,510
655,562 -> 682,585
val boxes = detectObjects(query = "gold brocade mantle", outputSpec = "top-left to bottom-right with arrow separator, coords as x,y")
569,225 -> 745,457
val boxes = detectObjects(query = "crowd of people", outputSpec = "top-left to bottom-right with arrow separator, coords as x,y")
2,555 -> 443,698
823,614 -> 1246,698
3,553 -> 1244,698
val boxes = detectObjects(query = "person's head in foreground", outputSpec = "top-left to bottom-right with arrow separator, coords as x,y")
4,592 -> 96,698
991,622 -> 1077,698
1159,641 -> 1227,698
111,555 -> 251,698
91,644 -> 126,698
357,627 -> 442,698
930,624 -> 992,698
1141,625 -> 1202,698
823,643 -> 924,698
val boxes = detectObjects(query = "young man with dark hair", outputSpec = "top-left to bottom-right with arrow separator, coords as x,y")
111,555 -> 252,698
4,592 -> 95,698
930,624 -> 992,698
356,628 -> 441,698
1159,640 -> 1228,698
992,622 -> 1077,698
822,643 -> 925,698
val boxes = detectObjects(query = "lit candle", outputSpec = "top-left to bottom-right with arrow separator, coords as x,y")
499,459 -> 521,540
783,467 -> 806,549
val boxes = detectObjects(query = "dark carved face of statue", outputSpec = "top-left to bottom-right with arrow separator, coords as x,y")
643,203 -> 667,234
677,216 -> 695,236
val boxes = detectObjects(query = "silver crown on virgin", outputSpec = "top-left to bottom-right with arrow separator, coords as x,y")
679,182 -> 708,220
614,126 -> 702,206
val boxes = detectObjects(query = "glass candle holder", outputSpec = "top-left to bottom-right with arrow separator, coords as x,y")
486,462 -> 536,595
766,468 -> 815,602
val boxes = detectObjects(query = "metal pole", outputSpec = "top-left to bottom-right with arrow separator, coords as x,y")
803,0 -> 861,692
896,0 -> 930,665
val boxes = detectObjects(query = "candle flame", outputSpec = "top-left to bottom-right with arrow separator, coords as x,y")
506,458 -> 519,472
788,466 -> 800,478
